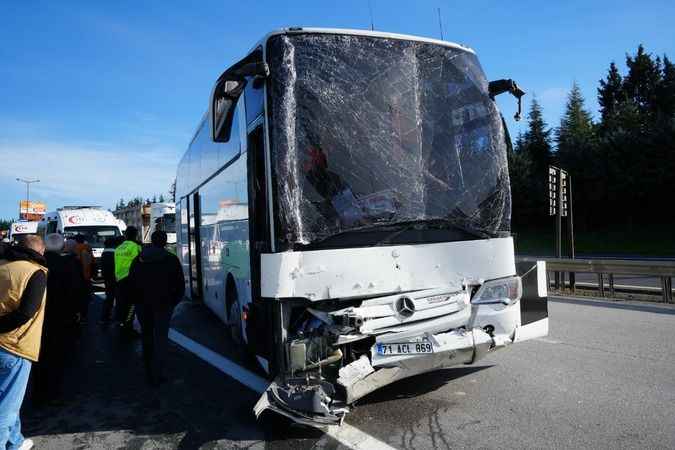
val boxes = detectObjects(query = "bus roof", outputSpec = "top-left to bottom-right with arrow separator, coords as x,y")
253,27 -> 475,55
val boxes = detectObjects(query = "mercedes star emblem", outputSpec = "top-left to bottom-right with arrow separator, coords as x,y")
396,296 -> 415,318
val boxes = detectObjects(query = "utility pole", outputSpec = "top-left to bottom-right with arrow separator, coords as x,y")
567,174 -> 576,291
16,177 -> 40,219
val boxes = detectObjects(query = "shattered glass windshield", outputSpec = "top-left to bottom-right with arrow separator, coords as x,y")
267,33 -> 511,249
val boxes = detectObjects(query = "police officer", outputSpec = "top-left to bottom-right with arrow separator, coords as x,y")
114,227 -> 142,334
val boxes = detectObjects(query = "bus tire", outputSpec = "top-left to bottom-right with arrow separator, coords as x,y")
226,276 -> 242,345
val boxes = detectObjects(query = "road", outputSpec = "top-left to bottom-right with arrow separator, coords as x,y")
23,294 -> 675,449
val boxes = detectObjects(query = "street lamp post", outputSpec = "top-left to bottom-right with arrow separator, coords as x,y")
16,178 -> 40,219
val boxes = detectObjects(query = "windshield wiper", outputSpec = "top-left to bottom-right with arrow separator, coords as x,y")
372,219 -> 490,246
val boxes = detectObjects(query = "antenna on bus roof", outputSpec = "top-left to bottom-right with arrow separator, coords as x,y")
368,0 -> 375,31
437,7 -> 444,41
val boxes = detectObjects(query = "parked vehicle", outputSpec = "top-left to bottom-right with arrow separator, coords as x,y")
149,202 -> 176,244
39,206 -> 125,280
8,221 -> 39,243
175,27 -> 548,426
114,202 -> 175,245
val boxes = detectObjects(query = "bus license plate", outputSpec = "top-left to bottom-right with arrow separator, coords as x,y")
377,342 -> 434,355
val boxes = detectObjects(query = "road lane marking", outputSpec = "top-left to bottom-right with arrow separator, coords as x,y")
168,329 -> 269,392
534,337 -> 561,344
168,329 -> 396,450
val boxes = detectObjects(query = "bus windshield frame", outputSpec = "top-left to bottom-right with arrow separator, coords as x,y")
266,33 -> 511,250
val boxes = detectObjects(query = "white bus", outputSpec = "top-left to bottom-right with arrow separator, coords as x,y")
39,206 -> 125,279
175,28 -> 548,426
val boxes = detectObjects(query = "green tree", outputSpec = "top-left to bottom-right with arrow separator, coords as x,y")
598,62 -> 623,125
555,83 -> 599,229
508,131 -> 533,228
159,194 -> 165,203
169,179 -> 176,203
520,98 -> 553,223
623,44 -> 662,125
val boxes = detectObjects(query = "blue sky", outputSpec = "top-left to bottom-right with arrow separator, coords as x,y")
1,0 -> 673,220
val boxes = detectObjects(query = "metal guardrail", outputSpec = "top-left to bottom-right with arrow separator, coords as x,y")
517,257 -> 675,303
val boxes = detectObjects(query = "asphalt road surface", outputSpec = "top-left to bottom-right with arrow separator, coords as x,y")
22,294 -> 675,449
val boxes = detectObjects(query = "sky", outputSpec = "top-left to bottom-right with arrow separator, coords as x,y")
1,0 -> 674,220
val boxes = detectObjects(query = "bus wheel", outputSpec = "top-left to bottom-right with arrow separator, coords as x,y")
226,278 -> 242,345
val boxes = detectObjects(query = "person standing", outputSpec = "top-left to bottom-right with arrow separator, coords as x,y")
73,234 -> 94,323
114,227 -> 142,334
128,231 -> 184,386
0,235 -> 48,450
63,239 -> 88,329
31,234 -> 82,406
99,236 -> 121,324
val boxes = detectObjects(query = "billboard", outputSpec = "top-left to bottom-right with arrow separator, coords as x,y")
19,201 -> 46,221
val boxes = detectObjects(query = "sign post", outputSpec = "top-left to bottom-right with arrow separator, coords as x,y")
549,166 -> 574,290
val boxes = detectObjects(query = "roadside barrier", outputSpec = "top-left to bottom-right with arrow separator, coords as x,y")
517,257 -> 675,303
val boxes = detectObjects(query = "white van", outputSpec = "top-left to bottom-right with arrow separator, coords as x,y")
39,206 -> 126,279
149,203 -> 176,244
9,221 -> 39,243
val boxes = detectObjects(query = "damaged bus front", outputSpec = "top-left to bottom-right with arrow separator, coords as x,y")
197,29 -> 548,427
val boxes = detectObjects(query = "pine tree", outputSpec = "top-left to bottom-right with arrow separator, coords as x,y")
598,62 -> 623,124
159,194 -> 165,203
657,55 -> 675,121
555,83 -> 599,228
623,44 -> 662,123
556,82 -> 594,160
169,179 -> 177,203
515,98 -> 553,224
522,97 -> 553,177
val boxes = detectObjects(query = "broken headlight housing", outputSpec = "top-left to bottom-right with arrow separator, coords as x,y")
471,276 -> 522,305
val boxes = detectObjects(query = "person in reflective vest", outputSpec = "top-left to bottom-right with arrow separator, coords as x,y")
114,226 -> 142,334
0,235 -> 47,450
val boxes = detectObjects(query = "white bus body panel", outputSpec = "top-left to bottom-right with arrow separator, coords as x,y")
261,237 -> 516,301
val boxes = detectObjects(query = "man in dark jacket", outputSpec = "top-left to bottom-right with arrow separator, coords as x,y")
32,233 -> 83,405
128,230 -> 184,386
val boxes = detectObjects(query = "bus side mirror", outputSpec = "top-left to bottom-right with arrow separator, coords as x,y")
488,79 -> 526,121
210,78 -> 245,142
210,62 -> 267,143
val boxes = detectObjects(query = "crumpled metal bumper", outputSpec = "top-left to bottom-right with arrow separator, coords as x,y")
253,327 -> 497,427
340,327 -> 496,403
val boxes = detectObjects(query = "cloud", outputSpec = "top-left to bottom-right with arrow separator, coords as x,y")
0,139 -> 182,212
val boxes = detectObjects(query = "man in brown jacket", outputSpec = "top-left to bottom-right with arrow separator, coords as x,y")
0,235 -> 47,450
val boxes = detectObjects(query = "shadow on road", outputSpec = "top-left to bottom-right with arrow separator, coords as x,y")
551,296 -> 675,316
21,296 -> 319,450
356,365 -> 493,406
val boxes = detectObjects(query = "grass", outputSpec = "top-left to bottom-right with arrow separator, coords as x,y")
512,225 -> 675,258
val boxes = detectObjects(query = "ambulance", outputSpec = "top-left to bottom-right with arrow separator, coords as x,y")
39,206 -> 126,279
9,221 -> 39,243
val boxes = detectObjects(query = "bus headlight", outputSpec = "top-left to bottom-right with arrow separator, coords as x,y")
471,276 -> 522,305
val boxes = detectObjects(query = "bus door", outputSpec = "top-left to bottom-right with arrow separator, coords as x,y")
189,192 -> 203,299
247,124 -> 269,298
244,123 -> 273,361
